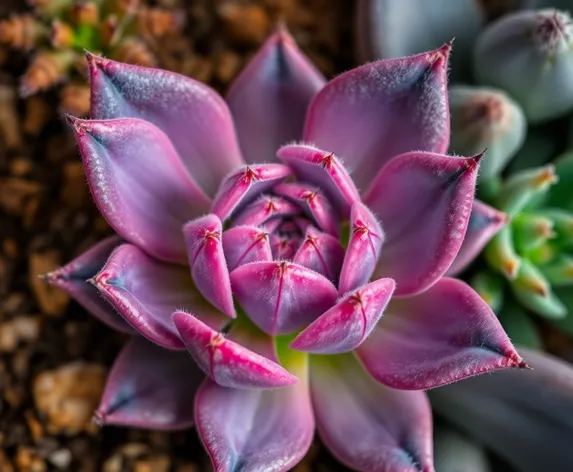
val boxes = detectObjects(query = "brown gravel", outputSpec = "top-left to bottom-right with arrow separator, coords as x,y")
0,0 -> 354,470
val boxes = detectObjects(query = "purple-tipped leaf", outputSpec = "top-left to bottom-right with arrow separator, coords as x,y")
69,117 -> 210,263
364,151 -> 480,296
211,164 -> 292,221
430,348 -> 573,472
95,337 -> 202,430
87,53 -> 244,196
304,44 -> 451,190
195,358 -> 313,472
226,28 -> 325,164
173,311 -> 297,389
292,278 -> 395,354
232,195 -> 300,227
277,144 -> 360,217
339,202 -> 384,295
44,236 -> 134,334
448,200 -> 508,276
356,278 -> 525,390
293,227 -> 344,282
92,244 -> 227,350
230,261 -> 338,335
311,354 -> 433,472
183,214 -> 236,318
222,225 -> 273,271
274,183 -> 339,236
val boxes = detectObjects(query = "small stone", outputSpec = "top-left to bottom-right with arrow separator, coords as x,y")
0,316 -> 41,352
0,449 -> 14,472
29,251 -> 70,316
33,362 -> 106,435
48,449 -> 73,470
15,446 -> 46,472
24,410 -> 44,442
218,3 -> 270,46
9,157 -> 33,177
133,455 -> 171,472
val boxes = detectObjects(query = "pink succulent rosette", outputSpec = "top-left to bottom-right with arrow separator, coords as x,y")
46,29 -> 526,472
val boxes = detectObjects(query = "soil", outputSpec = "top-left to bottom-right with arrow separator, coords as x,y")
0,0 -> 356,470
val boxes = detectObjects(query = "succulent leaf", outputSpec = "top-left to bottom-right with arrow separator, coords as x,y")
172,311 -> 297,389
291,277 -> 395,354
310,353 -> 433,472
95,337 -> 202,430
356,278 -> 526,390
92,244 -> 227,350
226,28 -> 325,164
87,53 -> 245,196
69,116 -> 211,263
303,43 -> 451,190
365,151 -> 480,296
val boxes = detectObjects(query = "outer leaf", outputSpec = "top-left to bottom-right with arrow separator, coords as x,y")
356,278 -> 525,390
195,356 -> 314,472
277,144 -> 360,217
364,151 -> 480,296
92,244 -> 227,350
304,44 -> 451,189
430,348 -> 573,472
44,236 -> 134,334
211,164 -> 292,221
226,28 -> 325,164
293,227 -> 344,282
95,337 -> 202,430
69,116 -> 211,263
447,200 -> 508,276
310,354 -> 433,472
87,53 -> 244,196
172,311 -> 297,389
222,225 -> 273,271
339,202 -> 384,294
291,278 -> 395,354
183,214 -> 236,318
230,261 -> 338,335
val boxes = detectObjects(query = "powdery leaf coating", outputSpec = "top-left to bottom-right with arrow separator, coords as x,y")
69,116 -> 211,264
273,183 -> 339,236
87,53 -> 245,196
356,278 -> 526,390
195,374 -> 314,471
92,244 -> 227,350
291,278 -> 395,354
293,227 -> 345,282
431,348 -> 573,472
226,27 -> 325,164
173,311 -> 297,389
222,225 -> 273,271
304,43 -> 451,190
277,144 -> 361,217
95,337 -> 202,430
311,354 -> 433,472
44,235 -> 135,334
183,214 -> 236,318
211,164 -> 293,221
339,202 -> 385,295
232,196 -> 300,227
230,261 -> 338,335
447,200 -> 508,276
364,151 -> 480,296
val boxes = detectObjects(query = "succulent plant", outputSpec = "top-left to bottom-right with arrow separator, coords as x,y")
475,9 -> 573,123
44,30 -> 526,471
0,0 -> 182,114
431,347 -> 573,472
